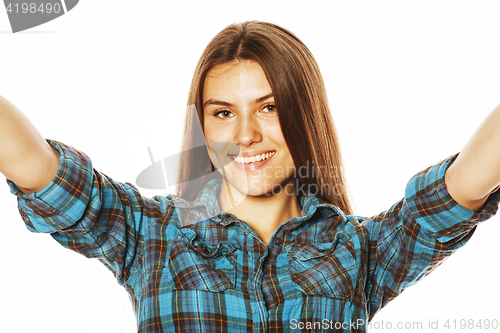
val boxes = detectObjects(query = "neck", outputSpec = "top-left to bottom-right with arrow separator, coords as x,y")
218,178 -> 302,245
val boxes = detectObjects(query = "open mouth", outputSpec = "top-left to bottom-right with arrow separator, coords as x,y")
229,151 -> 276,164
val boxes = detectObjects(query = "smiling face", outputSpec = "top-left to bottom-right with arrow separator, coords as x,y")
203,60 -> 296,198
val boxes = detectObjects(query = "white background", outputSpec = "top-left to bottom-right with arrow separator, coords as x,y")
1,1 -> 500,332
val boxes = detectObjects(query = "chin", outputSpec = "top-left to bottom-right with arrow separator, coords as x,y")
227,177 -> 295,198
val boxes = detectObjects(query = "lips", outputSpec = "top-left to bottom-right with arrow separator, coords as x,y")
228,150 -> 276,171
230,151 -> 276,164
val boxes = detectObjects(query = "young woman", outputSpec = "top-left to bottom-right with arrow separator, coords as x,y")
1,21 -> 500,332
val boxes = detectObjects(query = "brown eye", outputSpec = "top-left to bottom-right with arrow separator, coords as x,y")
263,104 -> 276,112
214,110 -> 233,118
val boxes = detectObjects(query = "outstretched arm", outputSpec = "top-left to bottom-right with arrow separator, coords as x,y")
0,95 -> 60,194
445,103 -> 500,212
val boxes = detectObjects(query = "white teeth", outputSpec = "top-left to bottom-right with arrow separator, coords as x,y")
232,151 -> 275,164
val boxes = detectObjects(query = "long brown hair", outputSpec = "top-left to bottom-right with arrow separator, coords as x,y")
176,21 -> 353,215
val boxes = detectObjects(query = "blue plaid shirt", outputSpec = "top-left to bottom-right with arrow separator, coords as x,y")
8,140 -> 500,332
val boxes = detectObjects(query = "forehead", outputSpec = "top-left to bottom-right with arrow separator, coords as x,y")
203,60 -> 272,102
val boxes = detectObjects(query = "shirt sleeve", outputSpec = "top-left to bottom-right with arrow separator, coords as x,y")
362,153 -> 500,319
7,140 -> 167,285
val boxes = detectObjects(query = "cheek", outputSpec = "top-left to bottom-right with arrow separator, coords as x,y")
203,125 -> 217,145
204,126 -> 233,166
267,124 -> 294,166
204,121 -> 228,143
267,123 -> 288,150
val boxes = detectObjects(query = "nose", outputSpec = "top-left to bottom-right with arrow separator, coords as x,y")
235,113 -> 262,147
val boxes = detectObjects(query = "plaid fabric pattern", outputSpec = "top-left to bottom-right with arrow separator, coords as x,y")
8,140 -> 500,332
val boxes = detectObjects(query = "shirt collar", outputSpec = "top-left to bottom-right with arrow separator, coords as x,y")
171,178 -> 346,225
299,190 -> 347,222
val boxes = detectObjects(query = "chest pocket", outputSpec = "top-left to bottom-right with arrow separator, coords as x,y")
167,228 -> 238,292
286,240 -> 358,300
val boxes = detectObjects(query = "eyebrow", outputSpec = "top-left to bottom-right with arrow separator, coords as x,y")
203,92 -> 274,109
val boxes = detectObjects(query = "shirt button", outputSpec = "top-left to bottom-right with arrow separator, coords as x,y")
273,237 -> 282,246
